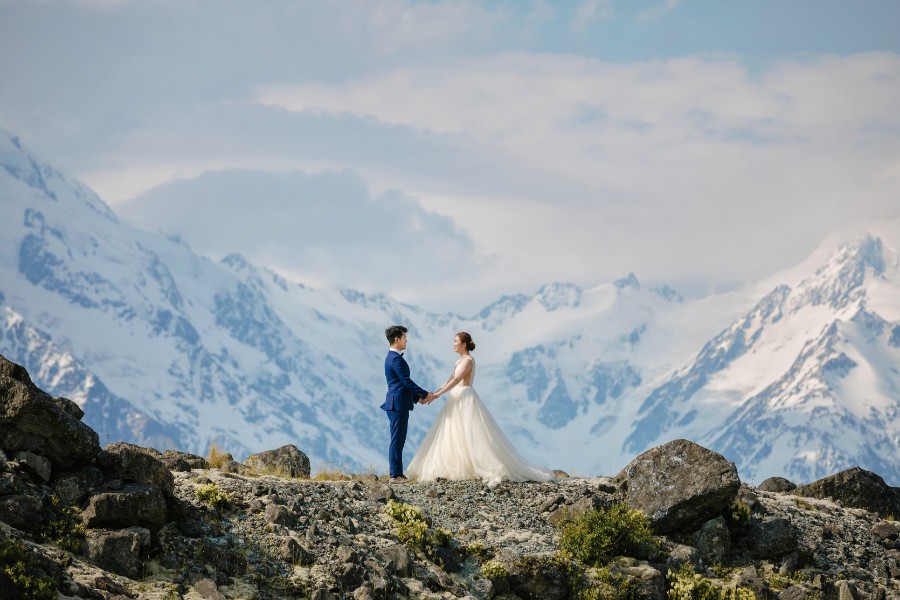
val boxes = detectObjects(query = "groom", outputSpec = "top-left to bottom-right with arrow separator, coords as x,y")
382,325 -> 433,484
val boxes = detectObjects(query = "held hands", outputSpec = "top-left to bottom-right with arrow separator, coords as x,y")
421,391 -> 440,405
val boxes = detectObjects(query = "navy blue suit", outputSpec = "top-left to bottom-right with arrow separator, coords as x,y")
382,350 -> 428,477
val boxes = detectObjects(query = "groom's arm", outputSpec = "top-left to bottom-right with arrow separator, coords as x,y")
391,356 -> 429,400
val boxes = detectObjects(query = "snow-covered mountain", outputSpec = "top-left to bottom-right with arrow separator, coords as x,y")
627,235 -> 900,483
2,130 -> 899,483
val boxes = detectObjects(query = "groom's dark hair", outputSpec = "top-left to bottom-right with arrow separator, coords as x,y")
385,325 -> 408,344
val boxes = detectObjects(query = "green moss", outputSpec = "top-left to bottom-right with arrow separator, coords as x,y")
558,504 -> 657,567
196,483 -> 233,510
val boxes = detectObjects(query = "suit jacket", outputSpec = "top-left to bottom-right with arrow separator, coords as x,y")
381,350 -> 428,411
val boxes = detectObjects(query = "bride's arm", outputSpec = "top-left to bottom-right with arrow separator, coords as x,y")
434,358 -> 472,398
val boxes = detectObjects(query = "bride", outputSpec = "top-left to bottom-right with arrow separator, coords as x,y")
406,332 -> 555,486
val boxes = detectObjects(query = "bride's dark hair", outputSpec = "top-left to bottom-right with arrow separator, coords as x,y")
456,331 -> 476,352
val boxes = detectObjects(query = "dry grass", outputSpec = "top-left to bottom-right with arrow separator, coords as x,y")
207,441 -> 231,469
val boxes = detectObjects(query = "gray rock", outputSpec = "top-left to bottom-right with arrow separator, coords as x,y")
667,544 -> 700,569
758,477 -> 798,493
872,520 -> 900,541
0,493 -> 44,532
547,495 -> 603,526
160,449 -> 209,472
12,450 -> 51,482
82,484 -> 168,529
631,564 -> 666,600
280,537 -> 314,565
538,494 -> 564,513
264,503 -> 295,526
0,355 -> 100,467
795,467 -> 900,518
508,556 -> 569,600
244,444 -> 310,478
337,544 -> 358,563
367,482 -> 394,503
191,576 -> 226,600
613,439 -> 741,534
745,518 -> 799,559
375,544 -> 412,577
84,528 -> 144,579
836,580 -> 855,600
735,566 -> 770,600
98,442 -> 175,497
779,586 -> 810,600
50,466 -> 103,507
51,396 -> 84,421
693,516 -> 730,565
352,586 -> 377,600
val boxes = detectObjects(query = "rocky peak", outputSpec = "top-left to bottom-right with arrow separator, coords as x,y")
790,235 -> 887,311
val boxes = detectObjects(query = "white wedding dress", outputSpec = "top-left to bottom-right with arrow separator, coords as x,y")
407,360 -> 555,487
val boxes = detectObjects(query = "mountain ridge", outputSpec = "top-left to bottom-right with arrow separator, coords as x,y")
1,130 -> 899,484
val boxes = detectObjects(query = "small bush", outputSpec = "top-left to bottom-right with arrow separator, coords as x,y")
667,564 -> 756,600
0,537 -> 58,600
41,502 -> 86,554
558,504 -> 657,566
384,500 -> 429,548
794,498 -> 816,512
481,560 -> 509,579
466,541 -> 488,561
207,442 -> 231,469
728,500 -> 751,523
196,483 -> 233,510
577,566 -> 638,600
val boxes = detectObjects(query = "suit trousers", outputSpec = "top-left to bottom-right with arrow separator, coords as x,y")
386,409 -> 410,477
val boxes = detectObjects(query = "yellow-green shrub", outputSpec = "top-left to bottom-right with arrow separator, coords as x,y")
196,483 -> 232,509
558,504 -> 657,566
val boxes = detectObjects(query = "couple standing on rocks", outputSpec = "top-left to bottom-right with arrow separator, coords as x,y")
381,325 -> 555,486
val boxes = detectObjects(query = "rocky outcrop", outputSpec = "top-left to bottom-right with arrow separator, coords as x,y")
97,442 -> 175,497
795,466 -> 900,517
613,438 -> 741,534
3,354 -> 900,599
0,354 -> 100,468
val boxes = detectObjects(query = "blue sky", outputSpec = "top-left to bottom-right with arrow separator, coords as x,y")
1,0 -> 899,313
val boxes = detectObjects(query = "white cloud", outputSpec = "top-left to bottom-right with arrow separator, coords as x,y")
116,168 -> 481,298
638,0 -> 681,21
251,50 -> 900,298
573,0 -> 614,30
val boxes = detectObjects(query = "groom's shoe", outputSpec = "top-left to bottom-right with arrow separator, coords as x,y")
389,475 -> 409,484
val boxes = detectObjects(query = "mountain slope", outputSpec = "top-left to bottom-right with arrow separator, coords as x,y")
627,236 -> 900,483
2,130 -> 899,484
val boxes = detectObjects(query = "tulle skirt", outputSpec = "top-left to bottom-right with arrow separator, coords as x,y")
407,385 -> 555,487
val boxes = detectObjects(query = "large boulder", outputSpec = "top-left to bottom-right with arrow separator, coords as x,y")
0,354 -> 100,468
244,444 -> 310,479
82,484 -> 168,529
795,467 -> 900,517
160,449 -> 208,472
613,439 -> 741,534
84,528 -> 148,579
98,442 -> 175,497
757,477 -> 797,493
